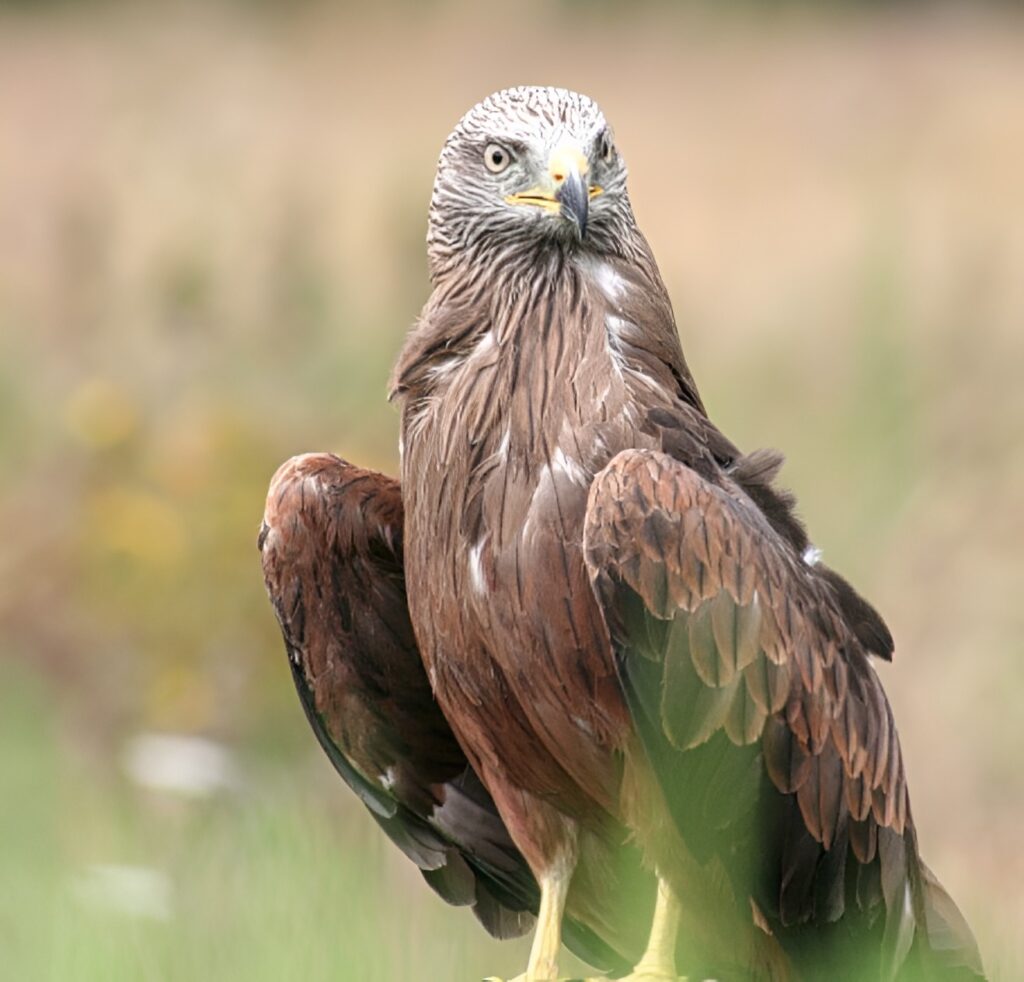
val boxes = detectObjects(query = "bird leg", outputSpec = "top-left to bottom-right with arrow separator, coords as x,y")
484,863 -> 572,982
615,877 -> 686,982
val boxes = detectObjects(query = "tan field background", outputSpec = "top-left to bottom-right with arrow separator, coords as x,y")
1,1 -> 1022,979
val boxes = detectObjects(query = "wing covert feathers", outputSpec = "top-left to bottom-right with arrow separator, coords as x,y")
584,448 -> 983,979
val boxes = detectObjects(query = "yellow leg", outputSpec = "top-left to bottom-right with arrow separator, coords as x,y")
614,877 -> 686,982
484,864 -> 572,982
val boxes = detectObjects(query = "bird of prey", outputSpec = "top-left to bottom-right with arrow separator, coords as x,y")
262,87 -> 984,981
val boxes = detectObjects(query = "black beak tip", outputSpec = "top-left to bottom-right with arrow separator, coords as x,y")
556,172 -> 589,239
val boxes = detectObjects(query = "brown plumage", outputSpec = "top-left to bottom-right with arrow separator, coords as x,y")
261,87 -> 983,981
584,449 -> 981,978
259,452 -> 646,973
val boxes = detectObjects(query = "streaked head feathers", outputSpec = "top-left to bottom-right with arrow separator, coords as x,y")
428,86 -> 634,278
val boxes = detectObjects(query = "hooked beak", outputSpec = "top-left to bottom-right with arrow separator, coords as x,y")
505,141 -> 602,239
556,168 -> 589,238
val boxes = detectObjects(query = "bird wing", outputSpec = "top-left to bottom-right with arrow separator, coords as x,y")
583,448 -> 983,980
258,453 -> 632,971
259,453 -> 533,938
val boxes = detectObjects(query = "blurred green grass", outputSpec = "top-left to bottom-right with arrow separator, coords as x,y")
0,1 -> 1022,978
4,663 -> 587,982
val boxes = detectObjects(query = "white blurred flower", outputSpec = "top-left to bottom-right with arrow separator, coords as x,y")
122,732 -> 240,797
71,864 -> 172,921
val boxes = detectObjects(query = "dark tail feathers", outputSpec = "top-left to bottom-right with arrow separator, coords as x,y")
903,861 -> 985,981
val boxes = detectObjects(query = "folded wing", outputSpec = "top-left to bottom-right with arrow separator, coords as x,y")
583,448 -> 983,980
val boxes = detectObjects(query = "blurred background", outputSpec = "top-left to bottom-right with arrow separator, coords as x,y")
1,0 -> 1022,978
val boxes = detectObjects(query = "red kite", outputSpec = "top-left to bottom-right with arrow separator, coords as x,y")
262,87 -> 983,981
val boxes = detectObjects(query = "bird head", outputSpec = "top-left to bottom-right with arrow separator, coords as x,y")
427,87 -> 634,278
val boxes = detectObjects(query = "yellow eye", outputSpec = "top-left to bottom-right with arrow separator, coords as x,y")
484,143 -> 512,174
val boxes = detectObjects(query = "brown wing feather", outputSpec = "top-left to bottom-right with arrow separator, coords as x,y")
259,454 -> 534,938
584,448 -> 983,980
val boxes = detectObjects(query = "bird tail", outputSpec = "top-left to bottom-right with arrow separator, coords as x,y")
901,860 -> 985,981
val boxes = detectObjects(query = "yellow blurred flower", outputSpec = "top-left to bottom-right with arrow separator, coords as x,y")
88,486 -> 187,568
64,378 -> 139,450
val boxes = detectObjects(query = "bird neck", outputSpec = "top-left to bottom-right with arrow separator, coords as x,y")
393,246 -> 620,409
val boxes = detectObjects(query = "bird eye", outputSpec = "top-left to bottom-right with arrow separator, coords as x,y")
599,132 -> 614,164
484,143 -> 512,174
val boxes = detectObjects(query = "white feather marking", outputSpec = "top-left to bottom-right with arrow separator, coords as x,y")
496,426 -> 510,460
468,540 -> 487,595
405,400 -> 432,443
552,446 -> 588,486
380,766 -> 398,791
592,260 -> 626,301
571,715 -> 594,737
605,313 -> 630,340
521,466 -> 552,542
604,314 -> 629,377
425,357 -> 460,382
803,545 -> 823,566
